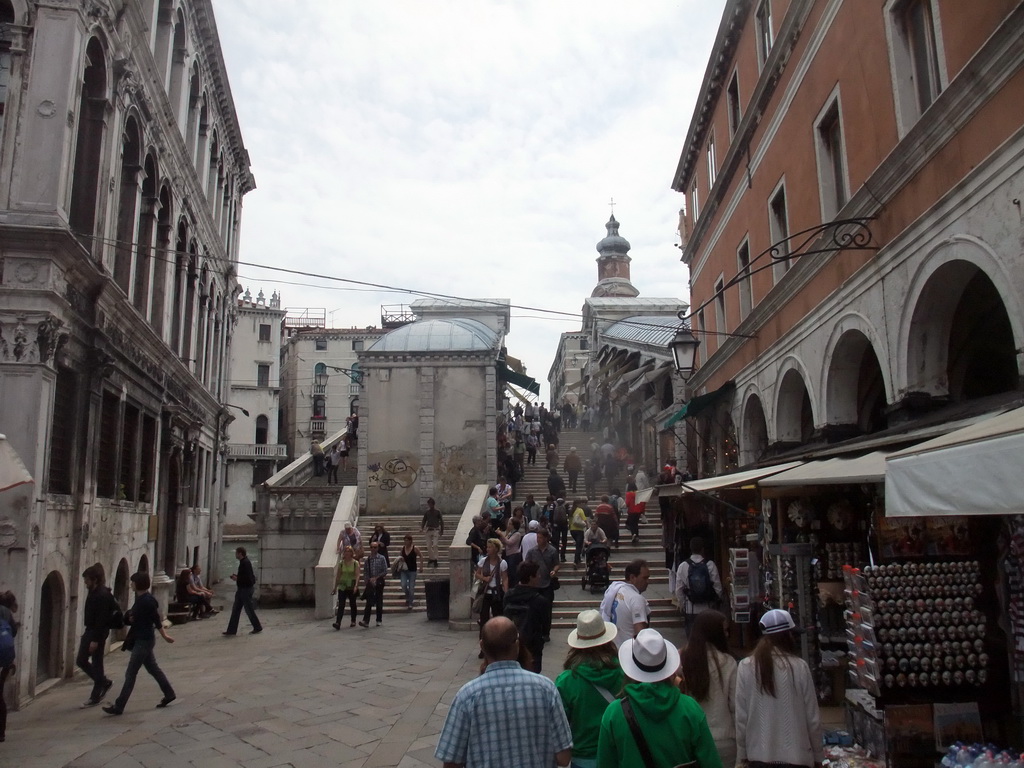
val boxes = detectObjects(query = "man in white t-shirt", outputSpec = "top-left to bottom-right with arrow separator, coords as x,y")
599,559 -> 651,647
520,519 -> 541,561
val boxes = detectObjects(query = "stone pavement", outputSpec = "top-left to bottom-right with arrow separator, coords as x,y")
4,599 -> 690,768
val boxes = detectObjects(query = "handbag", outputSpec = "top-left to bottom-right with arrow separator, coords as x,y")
621,696 -> 697,768
550,575 -> 560,591
471,581 -> 485,614
391,557 -> 408,577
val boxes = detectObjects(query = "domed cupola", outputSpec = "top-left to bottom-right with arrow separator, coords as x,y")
591,213 -> 639,298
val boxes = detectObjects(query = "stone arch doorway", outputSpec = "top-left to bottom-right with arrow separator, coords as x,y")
824,329 -> 887,436
113,558 -> 131,641
162,453 -> 181,575
776,368 -> 814,446
137,553 -> 149,574
741,394 -> 769,466
906,259 -> 1019,400
36,571 -> 66,682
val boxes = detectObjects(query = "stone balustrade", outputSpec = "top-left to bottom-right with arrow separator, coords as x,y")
225,442 -> 288,459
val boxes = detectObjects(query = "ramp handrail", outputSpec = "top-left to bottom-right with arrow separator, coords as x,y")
446,484 -> 491,629
313,486 -> 359,619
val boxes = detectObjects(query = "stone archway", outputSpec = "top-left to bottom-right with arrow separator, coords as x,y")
824,329 -> 887,437
36,571 -> 65,682
905,256 -> 1019,400
741,393 -> 769,466
113,558 -> 131,641
776,368 -> 814,446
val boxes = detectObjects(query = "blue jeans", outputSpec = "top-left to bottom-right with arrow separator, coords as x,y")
226,586 -> 262,634
399,570 -> 417,607
113,636 -> 174,711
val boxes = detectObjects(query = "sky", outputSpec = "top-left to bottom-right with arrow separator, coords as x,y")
212,0 -> 726,404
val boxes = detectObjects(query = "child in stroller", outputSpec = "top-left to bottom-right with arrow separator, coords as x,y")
581,542 -> 611,593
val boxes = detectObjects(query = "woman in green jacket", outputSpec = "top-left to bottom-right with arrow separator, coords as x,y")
597,628 -> 723,768
556,610 -> 624,768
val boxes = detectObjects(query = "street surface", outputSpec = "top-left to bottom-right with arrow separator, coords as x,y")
3,603 -> 688,768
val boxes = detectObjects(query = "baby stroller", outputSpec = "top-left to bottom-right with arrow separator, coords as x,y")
581,543 -> 611,593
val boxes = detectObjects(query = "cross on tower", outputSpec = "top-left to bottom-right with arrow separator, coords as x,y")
608,197 -> 616,215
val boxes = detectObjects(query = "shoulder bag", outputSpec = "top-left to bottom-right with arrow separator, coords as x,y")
620,696 -> 697,768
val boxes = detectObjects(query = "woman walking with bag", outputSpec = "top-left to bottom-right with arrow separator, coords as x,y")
331,546 -> 361,629
679,610 -> 738,767
395,535 -> 420,610
555,610 -> 624,768
596,628 -> 722,768
474,539 -> 508,650
735,609 -> 823,768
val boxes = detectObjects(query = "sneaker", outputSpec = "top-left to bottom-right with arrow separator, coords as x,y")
222,631 -> 236,636
82,698 -> 102,708
376,621 -> 382,627
250,628 -> 262,634
156,694 -> 176,708
350,620 -> 356,627
102,705 -> 123,716
332,622 -> 340,630
358,620 -> 369,627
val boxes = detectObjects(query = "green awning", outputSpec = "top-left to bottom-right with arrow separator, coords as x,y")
500,364 -> 540,396
662,380 -> 735,429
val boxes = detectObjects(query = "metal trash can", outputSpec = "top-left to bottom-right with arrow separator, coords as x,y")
424,579 -> 450,621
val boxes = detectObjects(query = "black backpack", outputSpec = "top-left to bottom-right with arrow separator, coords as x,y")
686,558 -> 715,604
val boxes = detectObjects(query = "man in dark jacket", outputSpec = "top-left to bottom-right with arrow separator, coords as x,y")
223,547 -> 262,636
78,563 -> 117,707
103,571 -> 175,715
502,560 -> 550,672
547,468 -> 566,498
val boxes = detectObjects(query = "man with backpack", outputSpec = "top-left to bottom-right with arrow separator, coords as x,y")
78,563 -> 121,707
675,537 -> 724,635
502,560 -> 550,673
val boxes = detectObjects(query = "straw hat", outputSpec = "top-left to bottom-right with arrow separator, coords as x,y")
567,610 -> 617,649
618,628 -> 680,683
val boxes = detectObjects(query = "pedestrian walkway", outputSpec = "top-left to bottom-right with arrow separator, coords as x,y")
1,607 -> 689,767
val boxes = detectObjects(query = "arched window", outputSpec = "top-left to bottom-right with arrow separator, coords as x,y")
0,1 -> 14,145
185,63 -> 201,159
151,185 -> 173,336
133,153 -> 158,316
167,11 -> 186,124
171,219 -> 188,353
254,415 -> 268,445
314,362 -> 327,378
153,0 -> 174,83
113,117 -> 142,295
69,38 -> 108,246
348,362 -> 362,393
312,397 -> 326,419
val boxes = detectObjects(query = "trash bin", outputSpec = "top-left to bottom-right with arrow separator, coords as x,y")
424,579 -> 450,621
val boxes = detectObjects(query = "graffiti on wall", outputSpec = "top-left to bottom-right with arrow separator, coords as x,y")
435,440 -> 482,504
367,455 -> 421,491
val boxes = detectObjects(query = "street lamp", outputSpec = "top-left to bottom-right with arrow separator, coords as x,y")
223,403 -> 250,417
315,370 -> 329,388
668,326 -> 700,378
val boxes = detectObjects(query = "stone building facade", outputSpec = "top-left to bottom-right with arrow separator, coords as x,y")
278,320 -> 385,459
672,0 -> 1024,473
223,289 -> 287,533
0,0 -> 252,705
358,299 -> 510,515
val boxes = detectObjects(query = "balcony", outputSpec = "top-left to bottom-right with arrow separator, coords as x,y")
309,418 -> 327,434
312,384 -> 327,395
225,443 -> 289,460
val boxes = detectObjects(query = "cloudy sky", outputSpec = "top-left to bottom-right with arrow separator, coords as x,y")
212,0 -> 725,403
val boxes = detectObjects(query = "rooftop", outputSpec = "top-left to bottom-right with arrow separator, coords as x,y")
367,317 -> 499,353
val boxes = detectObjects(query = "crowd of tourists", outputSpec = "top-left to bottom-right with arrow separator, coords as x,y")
437,604 -> 823,768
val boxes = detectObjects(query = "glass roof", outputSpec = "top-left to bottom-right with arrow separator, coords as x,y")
603,315 -> 680,347
369,318 -> 498,353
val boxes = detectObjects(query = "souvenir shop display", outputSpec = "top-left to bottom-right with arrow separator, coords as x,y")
844,561 -> 990,696
729,548 -> 752,623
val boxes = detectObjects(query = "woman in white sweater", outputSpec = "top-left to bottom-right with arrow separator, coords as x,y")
735,609 -> 823,768
679,610 -> 738,768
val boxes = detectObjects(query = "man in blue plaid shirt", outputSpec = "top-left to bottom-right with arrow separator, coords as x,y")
435,616 -> 572,768
358,542 -> 388,627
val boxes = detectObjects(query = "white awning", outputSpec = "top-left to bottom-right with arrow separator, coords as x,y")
885,406 -> 1024,517
759,451 -> 889,488
613,363 -> 654,393
635,486 -> 657,503
0,434 -> 34,493
682,462 -> 804,493
627,364 -> 671,396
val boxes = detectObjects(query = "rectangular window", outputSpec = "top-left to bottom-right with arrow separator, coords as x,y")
258,323 -> 271,342
315,338 -> 327,351
887,0 -> 943,133
737,240 -> 752,319
353,340 -> 364,351
697,309 -> 708,357
756,0 -> 774,68
815,98 -> 848,220
769,184 -> 791,279
97,392 -> 120,499
120,404 -> 139,502
690,180 -> 700,223
707,133 -> 717,187
727,73 -> 741,137
48,367 -> 78,494
257,363 -> 270,388
714,277 -> 727,341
